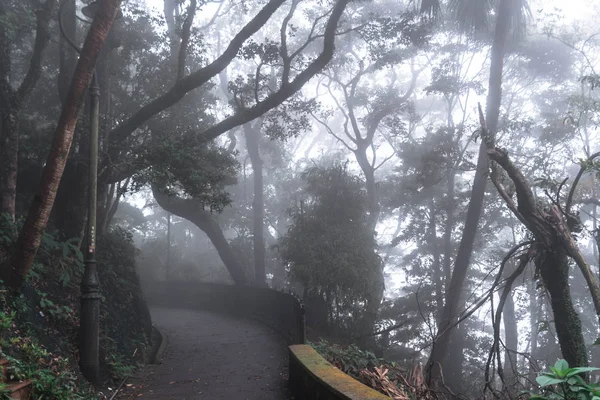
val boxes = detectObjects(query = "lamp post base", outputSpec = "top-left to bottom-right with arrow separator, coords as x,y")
79,258 -> 101,385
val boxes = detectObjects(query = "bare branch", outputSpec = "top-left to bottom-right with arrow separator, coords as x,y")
311,111 -> 356,151
197,0 -> 226,32
374,151 -> 395,171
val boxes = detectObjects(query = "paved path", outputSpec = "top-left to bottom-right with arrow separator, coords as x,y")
120,308 -> 291,400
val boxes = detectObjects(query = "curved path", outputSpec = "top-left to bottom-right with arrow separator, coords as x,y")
120,307 -> 291,399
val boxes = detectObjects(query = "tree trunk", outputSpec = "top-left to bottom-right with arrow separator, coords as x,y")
442,171 -> 455,288
166,211 -> 171,281
0,0 -> 56,221
528,278 -> 539,388
445,323 -> 466,393
53,139 -> 89,240
537,250 -> 588,368
0,109 -> 18,220
430,198 -> 443,322
426,0 -> 512,387
354,147 -> 384,343
152,186 -> 250,285
503,292 -> 519,393
2,0 -> 122,291
58,0 -> 77,104
244,123 -> 266,286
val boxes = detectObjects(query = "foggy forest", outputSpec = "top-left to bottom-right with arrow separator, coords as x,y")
1,0 -> 600,399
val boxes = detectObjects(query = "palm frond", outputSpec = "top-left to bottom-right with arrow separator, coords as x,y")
448,0 -> 495,34
508,0 -> 532,40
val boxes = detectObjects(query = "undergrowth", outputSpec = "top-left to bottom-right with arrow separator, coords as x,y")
0,213 -> 153,398
310,339 -> 435,400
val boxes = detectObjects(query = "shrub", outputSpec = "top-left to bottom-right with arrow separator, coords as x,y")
529,359 -> 600,400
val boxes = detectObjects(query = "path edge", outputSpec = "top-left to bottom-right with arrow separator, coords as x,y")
149,325 -> 168,364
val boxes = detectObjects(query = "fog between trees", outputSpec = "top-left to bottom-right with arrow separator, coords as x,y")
2,0 -> 600,397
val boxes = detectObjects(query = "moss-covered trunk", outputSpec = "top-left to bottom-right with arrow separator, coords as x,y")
537,249 -> 588,368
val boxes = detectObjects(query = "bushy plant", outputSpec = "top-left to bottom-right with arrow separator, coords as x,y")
529,359 -> 600,400
310,339 -> 384,376
280,163 -> 382,333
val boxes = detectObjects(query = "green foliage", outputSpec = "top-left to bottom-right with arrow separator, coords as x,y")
2,336 -> 94,399
97,227 -> 153,375
0,309 -> 15,348
105,342 -> 137,380
0,384 -> 10,400
528,359 -> 600,400
0,224 -> 151,397
310,339 -> 385,377
135,140 -> 239,212
280,162 -> 381,332
37,292 -> 74,322
0,213 -> 17,249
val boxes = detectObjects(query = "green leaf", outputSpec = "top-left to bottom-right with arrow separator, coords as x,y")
555,359 -> 569,373
566,367 -> 600,377
537,375 -> 566,387
567,375 -> 586,385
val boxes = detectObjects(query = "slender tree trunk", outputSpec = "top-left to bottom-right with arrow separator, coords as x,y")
442,171 -> 455,288
0,0 -> 56,221
445,323 -> 466,393
58,0 -> 76,104
430,198 -> 443,322
528,279 -> 539,388
354,147 -> 384,342
166,211 -> 171,281
426,0 -> 512,387
53,139 -> 89,240
244,123 -> 266,286
0,109 -> 18,219
503,292 -> 519,393
2,0 -> 122,291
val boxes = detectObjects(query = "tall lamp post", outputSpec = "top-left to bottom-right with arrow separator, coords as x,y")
59,0 -> 120,385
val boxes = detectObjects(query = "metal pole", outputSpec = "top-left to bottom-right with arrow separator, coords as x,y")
80,72 -> 101,385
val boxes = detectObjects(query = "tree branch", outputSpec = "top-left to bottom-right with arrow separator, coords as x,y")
280,0 -> 299,85
566,151 -> 600,214
487,147 -> 537,218
109,0 -> 288,146
194,0 -> 349,144
15,0 -> 57,104
484,256 -> 528,391
176,0 -> 197,81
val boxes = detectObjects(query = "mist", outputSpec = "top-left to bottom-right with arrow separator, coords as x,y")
1,0 -> 600,398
